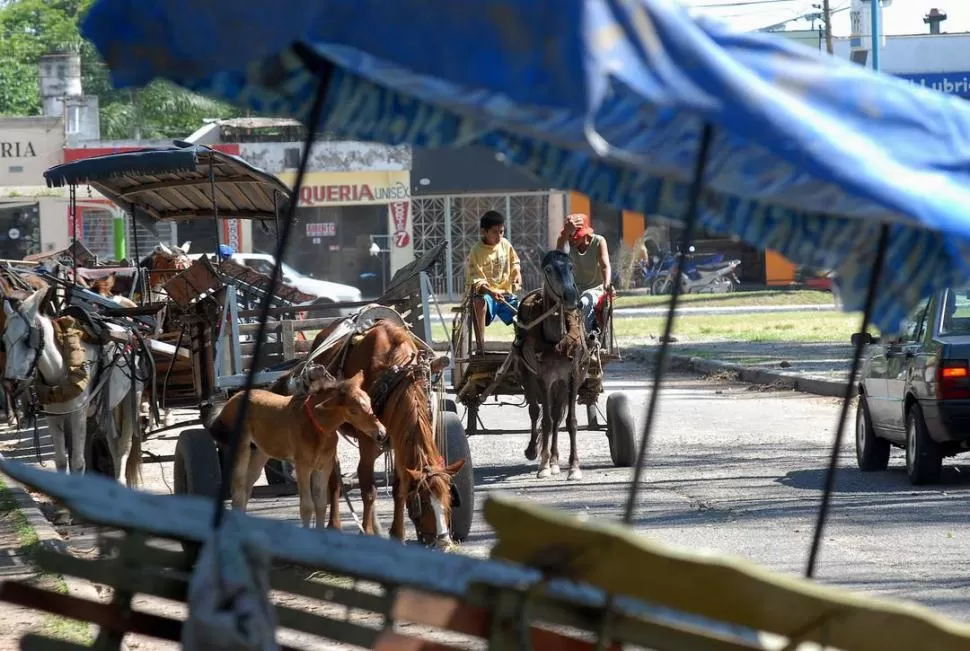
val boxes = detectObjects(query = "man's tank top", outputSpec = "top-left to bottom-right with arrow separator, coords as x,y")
570,234 -> 605,292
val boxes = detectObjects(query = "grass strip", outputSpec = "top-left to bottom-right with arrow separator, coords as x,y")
0,477 -> 94,645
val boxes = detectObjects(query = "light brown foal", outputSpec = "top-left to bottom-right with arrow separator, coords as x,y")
208,370 -> 387,528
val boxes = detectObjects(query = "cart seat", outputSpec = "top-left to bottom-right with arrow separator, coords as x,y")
594,292 -> 611,330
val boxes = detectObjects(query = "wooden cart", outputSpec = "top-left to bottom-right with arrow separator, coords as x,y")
449,288 -> 638,467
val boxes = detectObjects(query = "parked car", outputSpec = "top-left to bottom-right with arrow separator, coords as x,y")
854,283 -> 970,485
189,251 -> 362,309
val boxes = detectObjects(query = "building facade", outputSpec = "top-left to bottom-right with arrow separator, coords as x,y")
409,145 -> 564,300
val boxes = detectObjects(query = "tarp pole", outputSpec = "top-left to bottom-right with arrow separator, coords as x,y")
870,0 -> 881,71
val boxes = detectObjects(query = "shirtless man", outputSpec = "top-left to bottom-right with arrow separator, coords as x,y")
556,212 -> 614,335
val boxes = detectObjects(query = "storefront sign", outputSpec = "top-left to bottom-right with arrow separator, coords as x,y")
0,117 -> 64,186
222,218 -> 242,252
306,222 -> 336,237
894,72 -> 970,97
278,170 -> 411,207
0,142 -> 36,158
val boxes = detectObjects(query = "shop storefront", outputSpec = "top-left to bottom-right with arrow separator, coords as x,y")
0,117 -> 67,259
264,169 -> 413,297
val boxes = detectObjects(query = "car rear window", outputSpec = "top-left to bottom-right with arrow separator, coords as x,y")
941,287 -> 970,335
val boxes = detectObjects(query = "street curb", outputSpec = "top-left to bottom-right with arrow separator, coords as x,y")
1,468 -> 104,642
634,349 -> 856,398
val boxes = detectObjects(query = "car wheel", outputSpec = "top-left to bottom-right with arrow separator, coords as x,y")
855,393 -> 889,472
905,403 -> 942,485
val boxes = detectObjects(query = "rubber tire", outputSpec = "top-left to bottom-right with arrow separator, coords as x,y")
265,458 -> 296,485
443,411 -> 475,542
606,392 -> 638,468
855,393 -> 889,471
905,404 -> 942,486
173,428 -> 223,500
443,398 -> 458,414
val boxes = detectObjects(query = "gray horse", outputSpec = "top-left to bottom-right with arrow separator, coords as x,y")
516,249 -> 591,480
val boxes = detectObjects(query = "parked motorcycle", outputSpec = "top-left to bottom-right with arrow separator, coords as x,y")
651,246 -> 741,294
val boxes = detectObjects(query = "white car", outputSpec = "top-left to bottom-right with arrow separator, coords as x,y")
189,251 -> 363,307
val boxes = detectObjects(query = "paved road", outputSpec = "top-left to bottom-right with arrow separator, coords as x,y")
2,359 -> 969,637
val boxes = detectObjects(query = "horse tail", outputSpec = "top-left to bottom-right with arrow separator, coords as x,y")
120,386 -> 143,487
204,398 -> 233,447
125,426 -> 143,488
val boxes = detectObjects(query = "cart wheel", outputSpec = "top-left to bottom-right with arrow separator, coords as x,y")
586,403 -> 601,431
174,428 -> 222,499
606,393 -> 638,467
444,398 -> 458,414
443,411 -> 475,542
265,459 -> 296,485
465,403 -> 479,436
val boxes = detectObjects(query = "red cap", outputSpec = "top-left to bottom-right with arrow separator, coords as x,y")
565,212 -> 593,244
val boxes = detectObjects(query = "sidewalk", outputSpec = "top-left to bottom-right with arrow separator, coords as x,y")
0,458 -> 100,649
631,340 -> 856,397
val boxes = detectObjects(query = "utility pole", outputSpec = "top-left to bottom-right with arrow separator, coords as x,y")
821,0 -> 834,53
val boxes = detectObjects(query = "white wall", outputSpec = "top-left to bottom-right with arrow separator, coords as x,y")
239,141 -> 410,174
833,33 -> 970,73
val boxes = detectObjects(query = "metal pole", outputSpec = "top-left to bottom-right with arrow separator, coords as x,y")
870,0 -> 881,71
822,0 -> 834,54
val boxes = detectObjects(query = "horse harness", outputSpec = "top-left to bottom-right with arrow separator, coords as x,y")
298,322 -> 458,543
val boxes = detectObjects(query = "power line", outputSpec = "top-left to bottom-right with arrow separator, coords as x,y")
687,0 -> 799,6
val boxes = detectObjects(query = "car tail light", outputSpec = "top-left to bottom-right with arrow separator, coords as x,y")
937,359 -> 970,400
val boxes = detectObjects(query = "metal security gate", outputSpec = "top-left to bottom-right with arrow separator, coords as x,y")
411,192 -> 562,301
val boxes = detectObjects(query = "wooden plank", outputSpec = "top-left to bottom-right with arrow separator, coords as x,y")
107,330 -> 190,361
281,320 -> 295,360
484,493 -> 970,651
0,458 -> 770,649
238,321 -> 282,336
32,549 -> 383,649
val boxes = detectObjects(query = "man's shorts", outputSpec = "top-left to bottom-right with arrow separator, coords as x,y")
480,293 -> 519,326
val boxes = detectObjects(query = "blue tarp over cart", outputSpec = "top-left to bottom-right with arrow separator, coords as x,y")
78,0 -> 970,332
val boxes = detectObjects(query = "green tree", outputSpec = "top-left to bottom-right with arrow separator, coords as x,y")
0,0 -> 243,138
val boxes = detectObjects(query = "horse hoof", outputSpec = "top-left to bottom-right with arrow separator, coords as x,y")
524,447 -> 538,461
550,464 -> 561,475
537,467 -> 551,479
567,468 -> 584,481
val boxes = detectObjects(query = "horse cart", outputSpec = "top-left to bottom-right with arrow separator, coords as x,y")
450,285 -> 639,469
4,1 -> 970,650
33,142 -> 475,540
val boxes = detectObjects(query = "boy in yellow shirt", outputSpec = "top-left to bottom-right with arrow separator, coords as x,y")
465,210 -> 522,353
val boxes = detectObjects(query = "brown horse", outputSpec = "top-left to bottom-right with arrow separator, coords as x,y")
277,320 -> 462,548
208,369 -> 387,528
89,272 -> 138,308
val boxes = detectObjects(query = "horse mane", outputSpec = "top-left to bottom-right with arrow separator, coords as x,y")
375,323 -> 448,498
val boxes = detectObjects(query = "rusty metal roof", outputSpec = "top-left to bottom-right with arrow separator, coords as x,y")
43,141 -> 292,222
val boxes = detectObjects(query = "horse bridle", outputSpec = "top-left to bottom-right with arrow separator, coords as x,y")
406,463 -> 461,547
2,299 -> 45,385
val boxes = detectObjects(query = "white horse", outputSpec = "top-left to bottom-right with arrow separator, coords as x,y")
2,288 -> 147,484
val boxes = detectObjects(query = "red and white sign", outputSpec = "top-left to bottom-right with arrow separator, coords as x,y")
222,219 -> 243,252
306,222 -> 336,237
388,201 -> 409,248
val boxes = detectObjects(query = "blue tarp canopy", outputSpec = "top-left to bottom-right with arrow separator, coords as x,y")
78,0 -> 970,333
44,142 -> 292,222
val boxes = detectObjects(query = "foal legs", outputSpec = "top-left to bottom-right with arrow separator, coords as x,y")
310,456 -> 335,529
